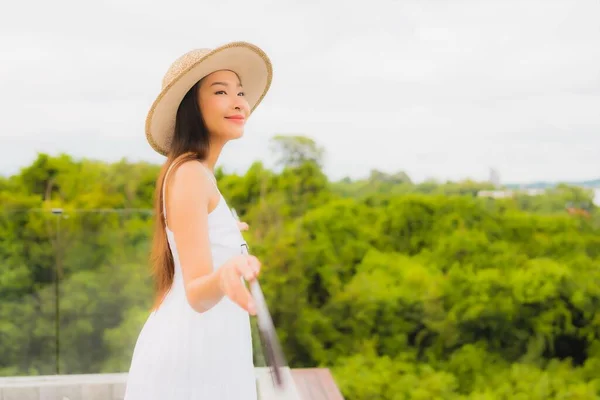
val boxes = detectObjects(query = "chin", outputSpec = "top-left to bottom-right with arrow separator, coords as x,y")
224,130 -> 245,141
231,128 -> 245,139
213,128 -> 245,142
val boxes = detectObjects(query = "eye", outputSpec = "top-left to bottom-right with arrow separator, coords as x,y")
215,90 -> 226,95
238,91 -> 245,97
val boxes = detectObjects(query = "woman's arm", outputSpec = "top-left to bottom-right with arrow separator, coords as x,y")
166,161 -> 259,314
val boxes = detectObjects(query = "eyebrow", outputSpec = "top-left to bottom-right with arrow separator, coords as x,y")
210,81 -> 243,88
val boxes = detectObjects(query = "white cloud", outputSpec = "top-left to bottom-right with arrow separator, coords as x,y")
0,0 -> 599,184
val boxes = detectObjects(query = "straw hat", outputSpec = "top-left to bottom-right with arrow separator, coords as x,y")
145,41 -> 273,156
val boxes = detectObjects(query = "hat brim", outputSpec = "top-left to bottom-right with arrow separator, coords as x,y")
145,42 -> 273,156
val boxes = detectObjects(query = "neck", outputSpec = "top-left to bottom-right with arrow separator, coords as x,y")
203,137 -> 227,172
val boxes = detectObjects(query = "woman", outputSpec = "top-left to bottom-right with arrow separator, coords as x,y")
124,41 -> 273,399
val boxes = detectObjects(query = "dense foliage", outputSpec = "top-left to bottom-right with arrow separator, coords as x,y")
1,137 -> 599,399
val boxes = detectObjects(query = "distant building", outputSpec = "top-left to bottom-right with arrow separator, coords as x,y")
477,188 -> 544,199
489,168 -> 501,188
478,189 -> 514,199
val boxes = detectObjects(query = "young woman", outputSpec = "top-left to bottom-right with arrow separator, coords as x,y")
124,41 -> 273,400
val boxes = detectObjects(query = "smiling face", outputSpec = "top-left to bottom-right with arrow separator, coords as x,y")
197,70 -> 250,142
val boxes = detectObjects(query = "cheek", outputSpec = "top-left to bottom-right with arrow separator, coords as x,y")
199,99 -> 223,130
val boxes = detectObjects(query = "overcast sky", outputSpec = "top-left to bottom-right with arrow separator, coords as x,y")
1,0 -> 598,184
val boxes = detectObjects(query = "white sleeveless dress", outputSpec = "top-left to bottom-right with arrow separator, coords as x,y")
124,164 -> 257,399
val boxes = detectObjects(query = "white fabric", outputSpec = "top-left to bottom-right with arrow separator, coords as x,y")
124,163 -> 256,399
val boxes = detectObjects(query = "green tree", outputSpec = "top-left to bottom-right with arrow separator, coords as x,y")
269,134 -> 325,169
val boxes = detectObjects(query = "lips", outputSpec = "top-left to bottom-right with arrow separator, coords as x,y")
225,115 -> 245,120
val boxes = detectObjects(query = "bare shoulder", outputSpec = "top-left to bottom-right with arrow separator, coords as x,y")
170,160 -> 213,194
166,160 -> 216,223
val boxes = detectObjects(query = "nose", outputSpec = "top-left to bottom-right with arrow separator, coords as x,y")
232,96 -> 246,112
233,102 -> 246,113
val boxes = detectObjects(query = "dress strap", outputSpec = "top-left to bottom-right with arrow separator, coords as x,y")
198,163 -> 219,190
162,161 -> 178,228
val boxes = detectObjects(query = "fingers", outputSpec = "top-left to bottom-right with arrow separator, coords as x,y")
237,221 -> 249,231
233,255 -> 260,280
225,270 -> 256,315
246,255 -> 261,277
222,255 -> 262,315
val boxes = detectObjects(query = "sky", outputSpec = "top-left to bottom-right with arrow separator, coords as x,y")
1,0 -> 599,184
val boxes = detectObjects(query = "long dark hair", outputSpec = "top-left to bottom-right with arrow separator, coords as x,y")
150,80 -> 209,309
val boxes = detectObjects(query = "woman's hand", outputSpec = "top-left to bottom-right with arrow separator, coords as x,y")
218,254 -> 261,315
237,221 -> 249,231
